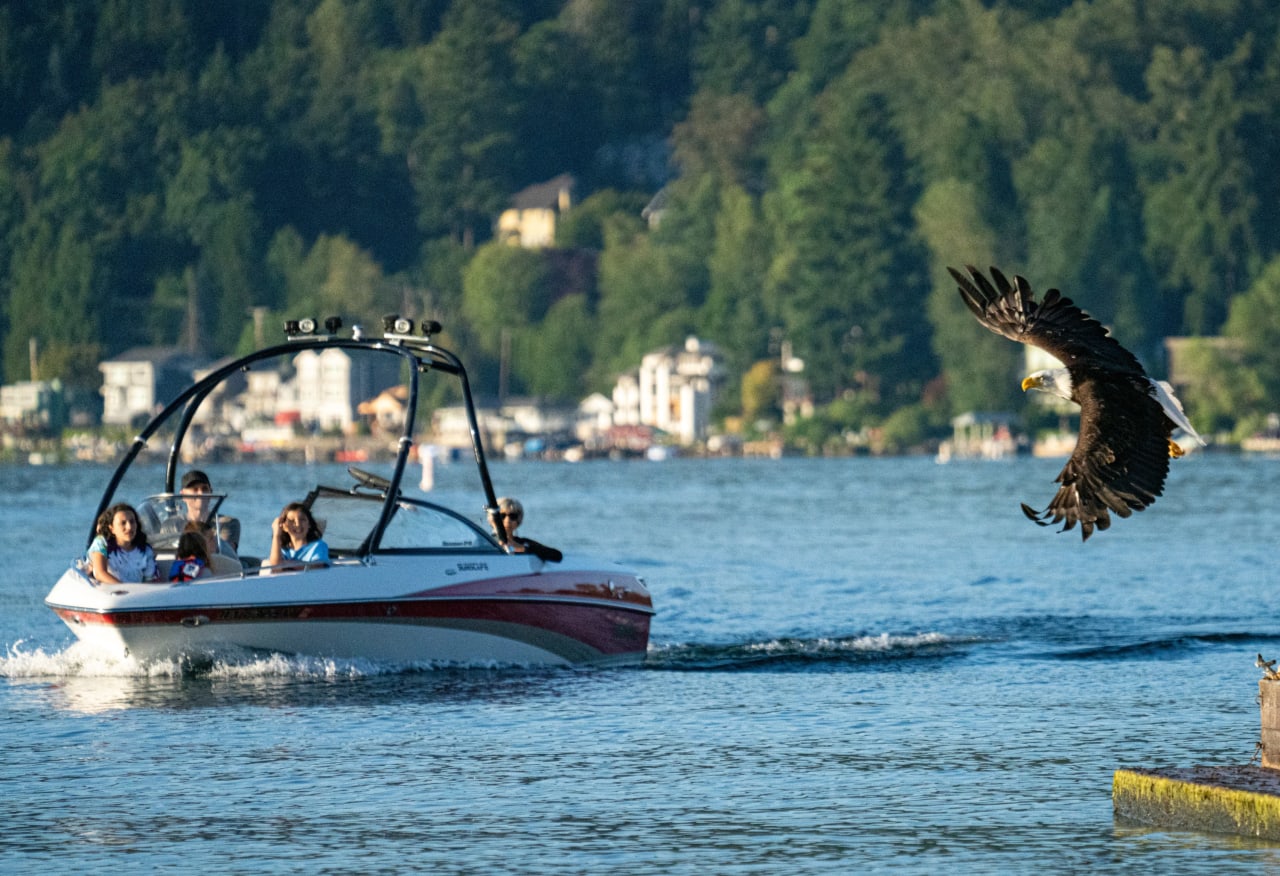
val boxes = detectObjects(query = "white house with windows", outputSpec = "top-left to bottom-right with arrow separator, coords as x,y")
609,374 -> 641,427
0,379 -> 64,430
611,336 -> 725,445
99,345 -> 403,436
99,348 -> 206,426
277,348 -> 402,433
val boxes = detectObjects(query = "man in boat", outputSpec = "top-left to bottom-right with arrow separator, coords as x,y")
179,470 -> 241,560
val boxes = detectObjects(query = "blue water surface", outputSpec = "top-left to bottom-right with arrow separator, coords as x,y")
3,454 -> 1279,874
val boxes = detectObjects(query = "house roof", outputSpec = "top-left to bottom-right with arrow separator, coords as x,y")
641,187 -> 668,219
510,173 -> 575,210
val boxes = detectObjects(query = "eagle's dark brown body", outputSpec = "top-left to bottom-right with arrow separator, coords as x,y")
951,265 -> 1185,540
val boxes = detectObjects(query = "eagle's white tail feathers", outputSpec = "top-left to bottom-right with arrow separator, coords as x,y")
1151,379 -> 1206,447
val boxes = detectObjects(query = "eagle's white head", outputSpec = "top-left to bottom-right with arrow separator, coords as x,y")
1021,367 -> 1074,402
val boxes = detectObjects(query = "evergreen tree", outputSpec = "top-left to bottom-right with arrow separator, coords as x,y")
764,84 -> 930,406
408,0 -> 523,246
1140,40 -> 1262,334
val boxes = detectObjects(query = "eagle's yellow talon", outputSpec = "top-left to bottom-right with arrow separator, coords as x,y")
1169,440 -> 1185,459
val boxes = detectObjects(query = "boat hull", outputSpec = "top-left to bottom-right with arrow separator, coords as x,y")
46,555 -> 653,666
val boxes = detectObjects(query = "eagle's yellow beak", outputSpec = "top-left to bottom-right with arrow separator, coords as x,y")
1021,375 -> 1042,391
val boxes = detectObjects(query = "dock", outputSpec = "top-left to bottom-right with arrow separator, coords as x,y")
1113,677 -> 1280,838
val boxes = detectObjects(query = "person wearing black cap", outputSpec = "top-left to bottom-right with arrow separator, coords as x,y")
180,470 -> 240,559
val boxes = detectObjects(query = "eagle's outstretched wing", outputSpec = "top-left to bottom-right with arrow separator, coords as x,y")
949,265 -> 1145,377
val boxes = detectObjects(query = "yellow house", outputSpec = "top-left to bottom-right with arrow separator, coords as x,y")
497,174 -> 575,248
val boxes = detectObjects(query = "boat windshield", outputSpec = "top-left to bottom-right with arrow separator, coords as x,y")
307,487 -> 499,554
378,500 -> 499,552
137,493 -> 229,551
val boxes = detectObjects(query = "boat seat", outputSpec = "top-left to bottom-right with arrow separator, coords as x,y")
207,552 -> 244,577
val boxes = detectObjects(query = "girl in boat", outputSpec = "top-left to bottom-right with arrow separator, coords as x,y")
168,526 -> 212,582
268,502 -> 330,571
87,503 -> 159,584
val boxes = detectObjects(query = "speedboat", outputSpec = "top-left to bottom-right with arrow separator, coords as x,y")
45,317 -> 654,666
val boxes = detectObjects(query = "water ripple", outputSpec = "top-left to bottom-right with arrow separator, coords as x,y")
645,631 -> 979,671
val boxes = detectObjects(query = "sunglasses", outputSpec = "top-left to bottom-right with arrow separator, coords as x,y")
501,512 -> 520,520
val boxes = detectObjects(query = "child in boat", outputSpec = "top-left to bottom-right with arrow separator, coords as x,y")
268,502 -> 330,571
168,528 -> 212,582
87,502 -> 159,584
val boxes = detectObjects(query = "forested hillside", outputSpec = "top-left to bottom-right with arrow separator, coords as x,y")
4,0 -> 1280,445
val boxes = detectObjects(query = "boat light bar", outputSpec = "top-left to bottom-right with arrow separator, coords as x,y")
284,315 -> 343,339
381,315 -> 445,340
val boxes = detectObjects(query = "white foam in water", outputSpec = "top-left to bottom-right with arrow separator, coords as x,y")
0,639 -> 155,678
0,638 -> 529,682
203,652 -> 383,680
747,631 -> 955,654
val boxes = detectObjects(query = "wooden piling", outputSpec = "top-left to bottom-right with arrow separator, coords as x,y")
1261,678 -> 1280,769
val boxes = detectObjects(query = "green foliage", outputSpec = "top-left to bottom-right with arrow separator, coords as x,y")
266,228 -> 389,327
6,220 -> 100,387
701,185 -> 771,379
1140,39 -> 1264,334
407,0 -> 522,246
592,222 -> 696,388
1174,338 -> 1260,436
1219,255 -> 1280,421
877,403 -> 935,454
692,0 -> 807,102
4,0 -> 1280,439
764,80 -> 930,406
522,294 -> 594,400
915,179 -> 1019,414
461,243 -> 552,359
740,360 -> 780,423
555,190 -> 648,250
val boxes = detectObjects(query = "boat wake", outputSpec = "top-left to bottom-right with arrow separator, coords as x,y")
645,631 -> 976,671
2,631 -> 973,684
1053,630 -> 1280,661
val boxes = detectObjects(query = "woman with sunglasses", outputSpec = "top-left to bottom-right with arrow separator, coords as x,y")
489,497 -> 562,563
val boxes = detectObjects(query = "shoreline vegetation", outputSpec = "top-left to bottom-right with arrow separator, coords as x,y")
2,427 -> 1268,467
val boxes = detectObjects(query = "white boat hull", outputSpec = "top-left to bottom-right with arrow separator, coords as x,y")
46,554 -> 653,666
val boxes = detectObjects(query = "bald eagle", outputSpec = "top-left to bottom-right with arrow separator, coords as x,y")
950,265 -> 1204,540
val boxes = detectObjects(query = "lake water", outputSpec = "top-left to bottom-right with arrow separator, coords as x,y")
3,453 -> 1280,873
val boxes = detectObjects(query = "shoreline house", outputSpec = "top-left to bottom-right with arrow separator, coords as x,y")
274,348 -> 403,434
357,385 -> 411,435
497,174 -> 575,249
430,398 -> 576,453
189,355 -> 249,432
99,347 -> 208,426
101,345 -> 404,443
0,379 -> 66,433
613,337 -> 725,446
